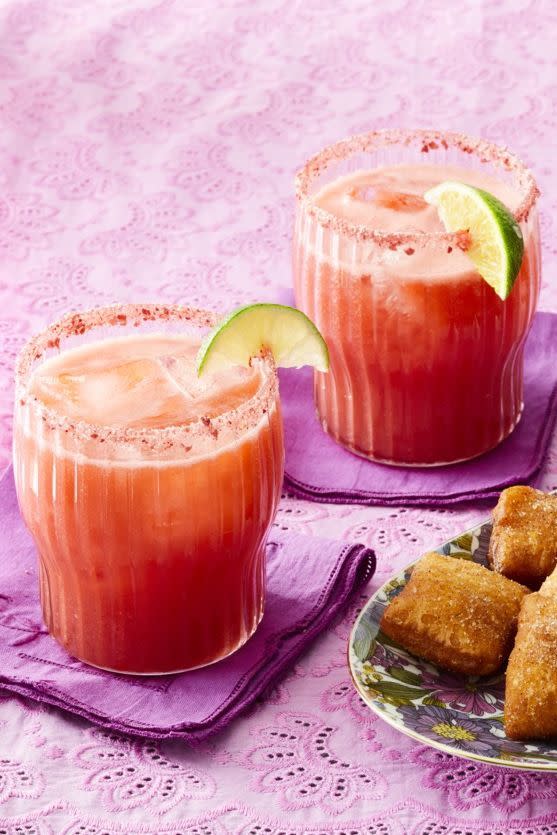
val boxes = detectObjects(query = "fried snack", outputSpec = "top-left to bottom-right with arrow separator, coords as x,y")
380,552 -> 529,676
540,565 -> 557,597
505,591 -> 557,740
488,486 -> 557,589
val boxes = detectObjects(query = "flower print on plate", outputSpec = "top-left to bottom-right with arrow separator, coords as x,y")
348,516 -> 557,771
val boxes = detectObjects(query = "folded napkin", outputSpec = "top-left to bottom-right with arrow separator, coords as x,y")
0,468 -> 374,742
281,311 -> 557,508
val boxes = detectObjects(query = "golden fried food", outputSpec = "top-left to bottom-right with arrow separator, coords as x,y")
380,552 -> 529,676
505,591 -> 557,740
488,486 -> 557,589
540,565 -> 557,597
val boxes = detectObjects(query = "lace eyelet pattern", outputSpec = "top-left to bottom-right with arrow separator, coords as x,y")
1,0 -> 557,832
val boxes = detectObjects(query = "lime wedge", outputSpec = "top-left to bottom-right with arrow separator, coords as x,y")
424,180 -> 524,300
196,303 -> 329,377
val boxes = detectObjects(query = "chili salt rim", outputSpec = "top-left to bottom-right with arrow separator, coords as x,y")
294,128 -> 540,247
15,303 -> 279,453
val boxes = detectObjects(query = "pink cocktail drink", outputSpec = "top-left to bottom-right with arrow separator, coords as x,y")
294,130 -> 540,465
14,305 -> 284,674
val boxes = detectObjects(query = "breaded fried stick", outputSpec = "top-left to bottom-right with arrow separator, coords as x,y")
380,552 -> 529,676
489,486 -> 557,589
505,568 -> 557,740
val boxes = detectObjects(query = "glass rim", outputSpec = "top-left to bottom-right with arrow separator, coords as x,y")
294,128 -> 540,248
15,302 -> 278,451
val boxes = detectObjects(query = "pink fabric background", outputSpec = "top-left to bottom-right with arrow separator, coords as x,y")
1,0 -> 557,831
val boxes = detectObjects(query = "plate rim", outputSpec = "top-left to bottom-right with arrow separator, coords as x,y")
347,519 -> 557,772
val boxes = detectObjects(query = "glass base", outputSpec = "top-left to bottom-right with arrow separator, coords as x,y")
59,608 -> 265,677
320,404 -> 524,469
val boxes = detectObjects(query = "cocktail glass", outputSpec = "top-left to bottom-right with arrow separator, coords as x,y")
293,129 -> 540,466
13,303 -> 284,674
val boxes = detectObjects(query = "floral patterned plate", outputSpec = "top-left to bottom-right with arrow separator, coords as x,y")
348,516 -> 557,771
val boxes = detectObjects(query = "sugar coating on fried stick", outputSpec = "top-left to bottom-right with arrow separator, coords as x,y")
489,486 -> 557,589
540,564 -> 557,597
380,552 -> 529,676
505,591 -> 557,740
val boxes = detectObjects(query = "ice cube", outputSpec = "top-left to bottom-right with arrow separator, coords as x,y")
158,354 -> 216,400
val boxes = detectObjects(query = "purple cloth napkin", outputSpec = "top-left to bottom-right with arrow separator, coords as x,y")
281,311 -> 557,508
0,467 -> 374,742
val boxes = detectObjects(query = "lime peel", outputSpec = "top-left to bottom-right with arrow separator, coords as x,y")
196,303 -> 329,377
424,180 -> 524,301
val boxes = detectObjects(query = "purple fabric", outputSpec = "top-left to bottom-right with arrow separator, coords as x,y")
281,311 -> 557,508
0,467 -> 374,742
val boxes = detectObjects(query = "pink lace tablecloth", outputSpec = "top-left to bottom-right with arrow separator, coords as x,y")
1,1 -> 557,832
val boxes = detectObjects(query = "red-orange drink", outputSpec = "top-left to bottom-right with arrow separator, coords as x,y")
14,305 -> 284,674
294,130 -> 541,465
